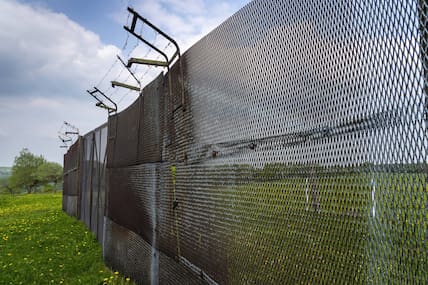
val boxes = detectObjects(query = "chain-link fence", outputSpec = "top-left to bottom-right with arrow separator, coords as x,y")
63,0 -> 428,284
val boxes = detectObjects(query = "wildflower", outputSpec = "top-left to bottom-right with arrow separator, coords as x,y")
114,271 -> 119,275
126,277 -> 131,282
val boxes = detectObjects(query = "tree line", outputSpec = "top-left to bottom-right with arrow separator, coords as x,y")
0,148 -> 63,194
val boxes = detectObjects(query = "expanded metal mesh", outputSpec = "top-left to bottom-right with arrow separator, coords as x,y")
62,138 -> 80,217
77,124 -> 108,242
64,0 -> 427,284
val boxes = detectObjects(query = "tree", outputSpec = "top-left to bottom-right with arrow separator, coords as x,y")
0,177 -> 14,194
35,161 -> 63,192
9,148 -> 46,193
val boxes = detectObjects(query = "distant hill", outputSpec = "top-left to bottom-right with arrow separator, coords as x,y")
0,167 -> 12,179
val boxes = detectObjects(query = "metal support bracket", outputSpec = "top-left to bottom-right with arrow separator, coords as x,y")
111,81 -> 140,91
64,121 -> 79,135
87,87 -> 117,114
111,55 -> 142,92
124,7 -> 186,110
59,135 -> 72,143
127,58 -> 169,67
58,121 -> 79,149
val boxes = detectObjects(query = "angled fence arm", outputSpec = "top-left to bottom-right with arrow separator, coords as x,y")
87,87 -> 117,114
124,26 -> 170,65
117,55 -> 141,86
123,6 -> 186,110
126,7 -> 181,64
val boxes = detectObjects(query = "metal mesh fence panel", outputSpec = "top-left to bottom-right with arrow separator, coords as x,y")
62,138 -> 80,217
63,0 -> 428,284
73,124 -> 108,239
97,126 -> 108,243
108,97 -> 140,168
80,133 -> 93,228
91,131 -> 99,234
105,73 -> 205,283
161,1 -> 427,283
138,74 -> 164,164
104,217 -> 206,285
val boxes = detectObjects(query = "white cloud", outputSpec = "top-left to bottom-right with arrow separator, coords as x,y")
0,0 -> 249,166
29,97 -> 64,110
0,0 -> 121,97
0,128 -> 7,138
124,0 -> 244,52
0,95 -> 107,165
0,0 -> 121,165
104,0 -> 249,94
159,0 -> 205,15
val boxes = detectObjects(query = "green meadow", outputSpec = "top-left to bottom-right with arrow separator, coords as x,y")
226,173 -> 427,284
0,193 -> 134,285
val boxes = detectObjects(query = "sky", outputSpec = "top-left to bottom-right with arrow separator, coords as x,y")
0,0 -> 250,166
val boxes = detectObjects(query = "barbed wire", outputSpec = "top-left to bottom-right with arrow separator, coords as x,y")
116,88 -> 135,106
93,4 -> 176,111
94,3 -> 132,89
104,28 -> 156,100
121,12 -> 131,50
140,41 -> 172,80
95,59 -> 119,88
108,28 -> 158,94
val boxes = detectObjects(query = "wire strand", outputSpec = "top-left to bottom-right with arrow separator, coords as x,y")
95,59 -> 119,88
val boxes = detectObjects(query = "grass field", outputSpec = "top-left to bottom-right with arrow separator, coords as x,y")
225,173 -> 427,284
0,193 -> 134,285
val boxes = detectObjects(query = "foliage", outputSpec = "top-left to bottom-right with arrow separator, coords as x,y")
0,177 -> 14,194
0,193 -> 135,285
8,149 -> 63,194
41,184 -> 55,193
35,162 -> 63,192
9,149 -> 46,194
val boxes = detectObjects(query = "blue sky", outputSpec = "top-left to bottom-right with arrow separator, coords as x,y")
0,0 -> 250,166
